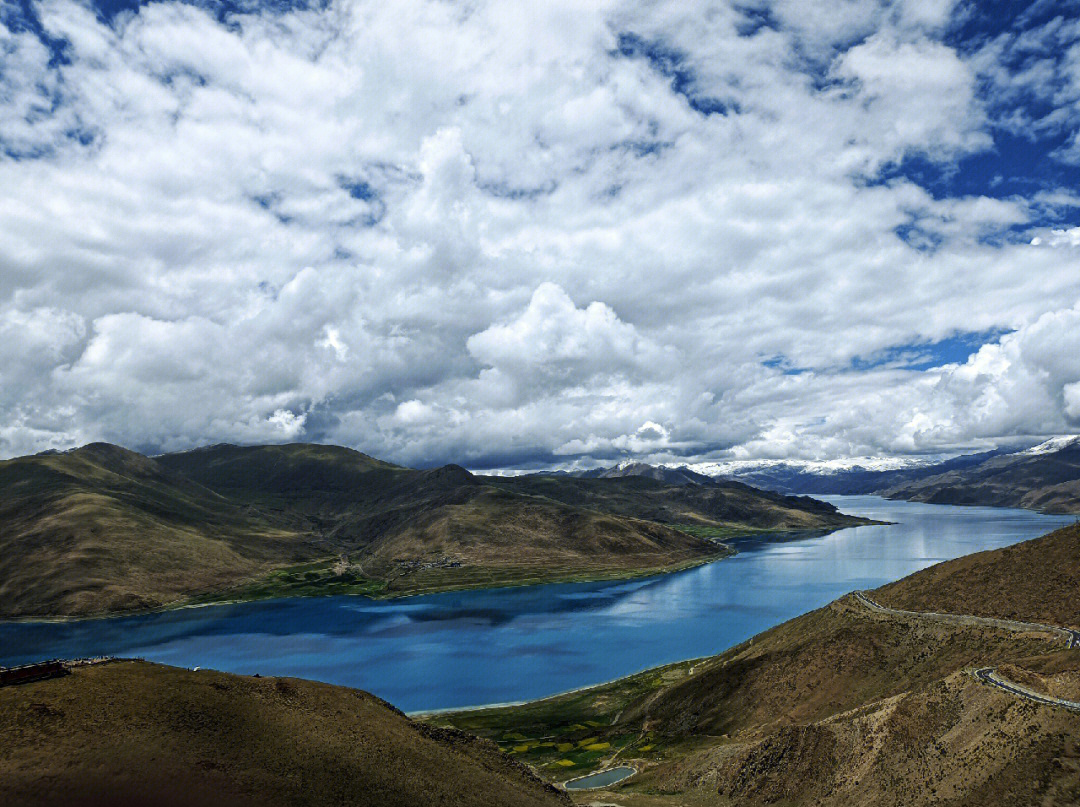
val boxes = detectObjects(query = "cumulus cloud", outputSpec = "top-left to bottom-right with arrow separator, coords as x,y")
466,282 -> 667,383
1,0 -> 1079,466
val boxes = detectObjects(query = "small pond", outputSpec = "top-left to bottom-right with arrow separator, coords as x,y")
564,766 -> 636,790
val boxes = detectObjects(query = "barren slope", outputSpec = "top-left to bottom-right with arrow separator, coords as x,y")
876,523 -> 1080,627
0,444 -> 314,618
0,660 -> 569,807
2,443 -> 730,616
488,473 -> 868,532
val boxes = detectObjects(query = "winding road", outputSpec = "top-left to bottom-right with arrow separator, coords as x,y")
972,667 -> 1080,712
854,591 -> 1080,712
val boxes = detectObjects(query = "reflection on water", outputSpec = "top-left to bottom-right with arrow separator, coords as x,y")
1,497 -> 1072,712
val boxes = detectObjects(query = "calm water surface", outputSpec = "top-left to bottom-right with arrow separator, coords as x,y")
565,766 -> 636,790
1,497 -> 1072,712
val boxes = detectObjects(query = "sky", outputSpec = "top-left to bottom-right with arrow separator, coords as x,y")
2,0 -> 1080,469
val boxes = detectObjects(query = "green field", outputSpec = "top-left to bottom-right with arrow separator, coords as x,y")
420,656 -> 722,780
182,559 -> 387,606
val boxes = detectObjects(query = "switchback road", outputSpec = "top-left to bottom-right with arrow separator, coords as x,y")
854,590 -> 1080,712
972,667 -> 1080,712
854,591 -> 1080,649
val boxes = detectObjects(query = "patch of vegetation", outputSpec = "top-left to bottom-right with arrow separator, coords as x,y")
184,559 -> 386,606
422,656 -> 711,779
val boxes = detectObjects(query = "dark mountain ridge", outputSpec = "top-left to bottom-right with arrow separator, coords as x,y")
713,438 -> 1080,514
715,450 -> 1007,495
881,437 -> 1080,513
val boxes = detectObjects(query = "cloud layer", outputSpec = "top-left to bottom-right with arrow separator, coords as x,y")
2,0 -> 1080,466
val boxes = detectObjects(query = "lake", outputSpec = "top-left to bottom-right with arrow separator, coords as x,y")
1,497 -> 1072,712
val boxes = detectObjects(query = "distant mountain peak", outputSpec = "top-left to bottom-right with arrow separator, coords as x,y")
1019,435 -> 1080,456
596,461 -> 714,486
421,463 -> 478,485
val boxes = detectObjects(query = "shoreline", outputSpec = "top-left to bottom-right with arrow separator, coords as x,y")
408,654 -> 717,718
0,547 -> 734,626
0,517 -> 876,626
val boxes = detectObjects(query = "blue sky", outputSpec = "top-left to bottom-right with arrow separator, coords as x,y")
2,0 -> 1080,467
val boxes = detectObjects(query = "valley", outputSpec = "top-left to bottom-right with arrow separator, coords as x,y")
4,504 -> 1078,807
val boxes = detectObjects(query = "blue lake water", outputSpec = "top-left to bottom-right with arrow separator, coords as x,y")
0,497 -> 1072,712
565,766 -> 637,790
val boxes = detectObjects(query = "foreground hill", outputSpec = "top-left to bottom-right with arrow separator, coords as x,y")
0,660 -> 568,807
0,444 -> 866,618
431,524 -> 1080,806
881,436 -> 1080,514
875,520 -> 1080,626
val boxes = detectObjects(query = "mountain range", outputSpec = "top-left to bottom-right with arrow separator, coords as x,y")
693,436 -> 1080,513
0,442 -> 868,618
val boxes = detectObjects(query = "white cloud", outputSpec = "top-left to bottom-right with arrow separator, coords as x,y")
832,34 -> 991,162
1,0 -> 1079,465
466,282 -> 666,382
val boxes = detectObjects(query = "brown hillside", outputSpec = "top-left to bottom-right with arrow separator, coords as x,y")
0,445 -> 314,618
1,442 -> 873,617
875,523 -> 1080,627
0,660 -> 569,807
637,664 -> 1080,807
619,596 -> 1056,738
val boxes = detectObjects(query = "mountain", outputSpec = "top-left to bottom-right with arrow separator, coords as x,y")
489,472 -> 863,532
704,450 -> 1005,495
155,443 -> 726,598
1,443 -> 867,618
703,438 -> 1080,515
432,523 -> 1080,806
0,660 -> 568,807
879,436 -> 1080,513
572,461 -> 716,486
0,443 -> 314,618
